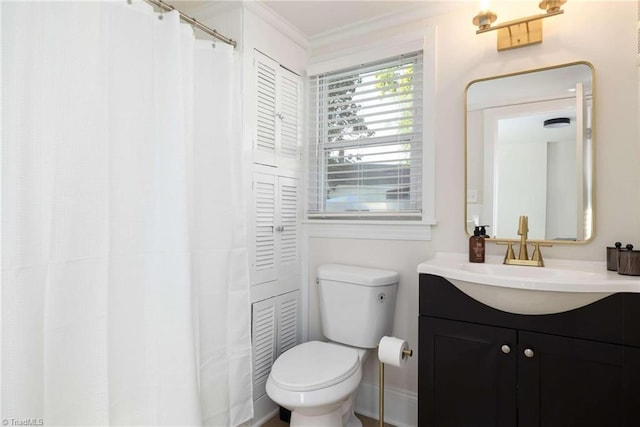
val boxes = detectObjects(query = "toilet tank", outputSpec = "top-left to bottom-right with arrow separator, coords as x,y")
317,264 -> 399,349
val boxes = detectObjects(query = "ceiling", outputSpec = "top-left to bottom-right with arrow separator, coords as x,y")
169,1 -> 456,39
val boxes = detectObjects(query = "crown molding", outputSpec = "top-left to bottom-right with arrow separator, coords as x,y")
243,1 -> 309,50
309,1 -> 462,51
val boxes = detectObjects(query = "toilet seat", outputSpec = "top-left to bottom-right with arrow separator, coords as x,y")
270,341 -> 360,392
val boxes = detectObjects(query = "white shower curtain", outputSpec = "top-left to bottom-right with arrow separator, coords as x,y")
2,1 -> 252,425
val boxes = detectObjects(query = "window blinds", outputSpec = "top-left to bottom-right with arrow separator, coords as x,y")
308,51 -> 423,219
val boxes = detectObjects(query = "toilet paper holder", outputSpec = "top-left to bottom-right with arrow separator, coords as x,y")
377,338 -> 413,427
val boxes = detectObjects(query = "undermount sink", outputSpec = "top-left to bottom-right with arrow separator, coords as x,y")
417,252 -> 640,315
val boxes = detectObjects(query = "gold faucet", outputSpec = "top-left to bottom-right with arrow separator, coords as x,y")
496,215 -> 551,267
517,215 -> 529,261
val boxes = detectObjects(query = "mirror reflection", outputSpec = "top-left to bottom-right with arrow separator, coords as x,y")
465,62 -> 594,242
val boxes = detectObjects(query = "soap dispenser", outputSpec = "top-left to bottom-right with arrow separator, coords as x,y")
469,225 -> 486,263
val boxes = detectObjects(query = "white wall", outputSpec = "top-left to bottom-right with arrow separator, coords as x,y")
305,0 -> 639,412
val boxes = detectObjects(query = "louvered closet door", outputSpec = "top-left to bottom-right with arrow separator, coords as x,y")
277,68 -> 301,170
251,291 -> 300,400
254,51 -> 278,166
276,176 -> 299,281
277,291 -> 300,355
251,298 -> 277,399
252,172 -> 277,285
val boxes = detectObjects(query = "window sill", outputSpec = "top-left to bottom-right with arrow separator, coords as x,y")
303,219 -> 436,241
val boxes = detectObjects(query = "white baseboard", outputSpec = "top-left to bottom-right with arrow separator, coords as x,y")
354,381 -> 417,427
251,393 -> 279,426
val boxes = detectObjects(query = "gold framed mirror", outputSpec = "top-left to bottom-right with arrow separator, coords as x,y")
465,61 -> 595,243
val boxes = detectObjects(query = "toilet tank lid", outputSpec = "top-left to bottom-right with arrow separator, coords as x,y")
317,264 -> 399,286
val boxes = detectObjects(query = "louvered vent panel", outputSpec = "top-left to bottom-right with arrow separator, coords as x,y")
279,179 -> 298,265
278,294 -> 298,355
279,72 -> 300,160
256,60 -> 277,152
252,301 -> 276,398
255,180 -> 275,271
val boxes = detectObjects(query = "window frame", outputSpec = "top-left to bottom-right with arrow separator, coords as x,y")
304,34 -> 436,240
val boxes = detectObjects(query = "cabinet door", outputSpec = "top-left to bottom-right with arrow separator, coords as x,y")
419,317 -> 517,427
251,172 -> 276,285
518,331 -> 640,427
251,172 -> 299,287
251,291 -> 301,400
254,51 -> 278,166
277,290 -> 300,355
276,68 -> 301,170
253,50 -> 301,170
276,176 -> 299,282
252,298 -> 277,399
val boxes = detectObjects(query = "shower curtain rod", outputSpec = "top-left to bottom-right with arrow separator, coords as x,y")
142,0 -> 237,48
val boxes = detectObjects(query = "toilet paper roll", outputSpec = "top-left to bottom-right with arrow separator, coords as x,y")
378,336 -> 409,367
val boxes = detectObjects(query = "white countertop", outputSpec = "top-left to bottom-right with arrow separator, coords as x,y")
417,252 -> 640,294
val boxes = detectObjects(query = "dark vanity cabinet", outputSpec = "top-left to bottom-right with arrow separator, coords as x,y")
418,274 -> 640,427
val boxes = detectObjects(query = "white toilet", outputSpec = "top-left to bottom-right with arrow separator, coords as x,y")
266,264 -> 399,427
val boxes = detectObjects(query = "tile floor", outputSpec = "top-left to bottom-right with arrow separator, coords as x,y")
262,413 -> 393,427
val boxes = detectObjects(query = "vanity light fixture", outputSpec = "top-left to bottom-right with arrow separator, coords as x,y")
473,0 -> 567,51
543,117 -> 570,128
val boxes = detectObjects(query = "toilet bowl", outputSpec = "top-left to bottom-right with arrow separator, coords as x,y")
265,264 -> 399,427
266,341 -> 366,427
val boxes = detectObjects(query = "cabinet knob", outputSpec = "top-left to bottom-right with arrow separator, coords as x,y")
524,348 -> 535,358
501,345 -> 511,354
275,225 -> 285,232
276,112 -> 284,120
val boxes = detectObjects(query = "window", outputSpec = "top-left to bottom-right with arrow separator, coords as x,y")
308,51 -> 423,219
